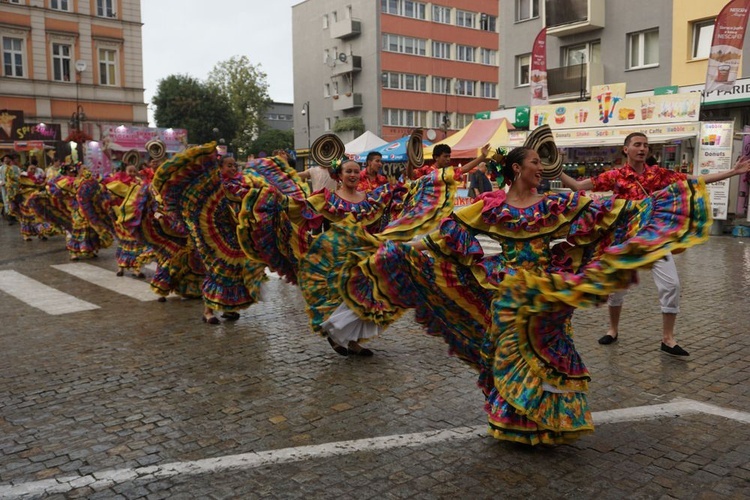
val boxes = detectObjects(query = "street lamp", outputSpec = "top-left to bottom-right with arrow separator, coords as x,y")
69,105 -> 86,132
301,101 -> 311,167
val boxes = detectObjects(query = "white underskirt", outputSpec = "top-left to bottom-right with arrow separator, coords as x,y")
322,303 -> 382,346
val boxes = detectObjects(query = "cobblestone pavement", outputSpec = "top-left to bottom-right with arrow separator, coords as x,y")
1,222 -> 749,499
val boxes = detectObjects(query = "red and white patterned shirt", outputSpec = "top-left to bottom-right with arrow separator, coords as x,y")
592,163 -> 687,201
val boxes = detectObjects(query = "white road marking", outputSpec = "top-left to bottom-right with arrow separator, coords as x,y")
0,270 -> 99,315
0,398 -> 747,497
51,263 -> 156,302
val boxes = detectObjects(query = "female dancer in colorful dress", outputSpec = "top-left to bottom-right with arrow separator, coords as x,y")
12,163 -> 58,241
303,127 -> 713,445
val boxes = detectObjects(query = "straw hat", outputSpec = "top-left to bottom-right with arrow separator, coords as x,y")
523,125 -> 563,179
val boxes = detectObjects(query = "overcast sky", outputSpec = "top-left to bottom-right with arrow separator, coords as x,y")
141,0 -> 302,125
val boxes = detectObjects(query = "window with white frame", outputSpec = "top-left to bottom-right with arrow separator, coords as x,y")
382,108 -> 426,127
627,29 -> 658,69
324,83 -> 330,97
455,113 -> 473,129
333,81 -> 339,94
516,53 -> 530,86
432,5 -> 450,24
346,5 -> 352,19
456,45 -> 475,62
564,41 -> 600,67
332,11 -> 338,22
323,14 -> 329,29
432,111 -> 450,129
432,41 -> 451,59
480,48 -> 497,65
456,10 -> 475,28
381,0 -> 426,20
516,0 -> 539,22
325,118 -> 332,131
479,14 -> 496,32
382,71 -> 427,92
2,35 -> 25,78
98,47 -> 117,85
480,82 -> 497,99
382,33 -> 426,56
50,0 -> 71,11
692,19 -> 715,60
432,76 -> 451,94
455,79 -> 475,96
52,42 -> 72,82
96,0 -> 116,18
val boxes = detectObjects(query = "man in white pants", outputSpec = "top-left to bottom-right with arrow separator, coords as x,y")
560,132 -> 750,356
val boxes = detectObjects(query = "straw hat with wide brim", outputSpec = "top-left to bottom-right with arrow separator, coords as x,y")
523,125 -> 563,179
310,133 -> 345,167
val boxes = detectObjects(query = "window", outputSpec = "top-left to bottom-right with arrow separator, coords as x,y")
324,83 -> 330,97
323,14 -> 329,29
325,118 -> 332,131
480,48 -> 497,65
456,45 -> 475,62
432,76 -> 451,94
455,79 -> 475,96
50,0 -> 70,11
381,0 -> 426,20
456,10 -> 475,28
382,33 -> 426,56
2,36 -> 25,78
432,111 -> 450,129
432,5 -> 451,24
98,48 -> 117,85
382,71 -> 427,91
516,54 -> 530,86
627,29 -> 659,69
382,108 -> 427,127
432,41 -> 451,59
545,0 -> 587,28
323,49 -> 329,64
479,14 -> 496,32
692,19 -> 715,60
96,0 -> 116,18
481,82 -> 497,99
332,11 -> 338,22
516,0 -> 539,22
52,43 -> 72,82
455,113 -> 473,129
564,41 -> 600,67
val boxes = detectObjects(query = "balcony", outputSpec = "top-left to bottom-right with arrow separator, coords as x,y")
546,61 -> 604,102
545,0 -> 604,36
332,93 -> 362,111
330,54 -> 362,77
330,18 -> 361,39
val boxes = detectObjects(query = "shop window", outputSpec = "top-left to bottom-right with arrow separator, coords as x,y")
516,54 -> 530,87
98,47 -> 117,86
52,42 -> 72,82
627,29 -> 659,69
692,19 -> 715,60
2,36 -> 25,78
516,0 -> 539,22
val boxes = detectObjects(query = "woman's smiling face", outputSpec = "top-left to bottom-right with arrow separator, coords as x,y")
340,161 -> 361,189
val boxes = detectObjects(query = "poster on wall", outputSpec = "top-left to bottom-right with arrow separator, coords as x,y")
698,122 -> 735,220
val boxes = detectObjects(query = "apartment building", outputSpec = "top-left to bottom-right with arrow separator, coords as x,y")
0,0 -> 147,159
292,0 -> 500,147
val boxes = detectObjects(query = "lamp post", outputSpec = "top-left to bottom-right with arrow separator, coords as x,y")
301,101 -> 311,167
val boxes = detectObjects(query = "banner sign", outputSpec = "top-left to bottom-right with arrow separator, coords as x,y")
530,27 -> 548,106
530,92 -> 701,130
99,125 -> 188,153
705,0 -> 750,93
697,122 -> 734,220
550,122 -> 701,143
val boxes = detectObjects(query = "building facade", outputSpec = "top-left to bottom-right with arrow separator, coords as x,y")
264,101 -> 294,132
0,0 -> 147,160
292,0 -> 500,147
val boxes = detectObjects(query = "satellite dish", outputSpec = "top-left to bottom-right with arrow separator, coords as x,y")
75,60 -> 87,72
338,53 -> 347,63
425,129 -> 437,141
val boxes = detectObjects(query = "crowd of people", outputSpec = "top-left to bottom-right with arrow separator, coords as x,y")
4,129 -> 749,447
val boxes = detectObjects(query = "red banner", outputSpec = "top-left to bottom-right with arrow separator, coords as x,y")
706,0 -> 750,92
530,27 -> 548,106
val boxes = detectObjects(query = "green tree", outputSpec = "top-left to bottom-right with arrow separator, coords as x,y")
249,129 -> 294,157
152,74 -> 238,145
207,56 -> 271,156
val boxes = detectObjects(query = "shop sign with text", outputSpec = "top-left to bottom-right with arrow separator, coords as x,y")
698,122 -> 734,220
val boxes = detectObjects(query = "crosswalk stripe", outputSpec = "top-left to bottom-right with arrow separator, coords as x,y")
0,270 -> 100,315
51,263 -> 157,302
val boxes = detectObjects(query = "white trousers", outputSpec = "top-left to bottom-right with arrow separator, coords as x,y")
607,253 -> 680,314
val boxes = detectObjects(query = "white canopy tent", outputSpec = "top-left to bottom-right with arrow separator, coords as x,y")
344,131 -> 387,155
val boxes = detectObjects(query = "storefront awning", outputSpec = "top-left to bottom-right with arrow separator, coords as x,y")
551,123 -> 701,147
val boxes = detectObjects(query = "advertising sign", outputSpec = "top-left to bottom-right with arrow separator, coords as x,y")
698,122 -> 734,220
99,125 -> 188,153
530,28 -> 548,106
705,0 -> 750,93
